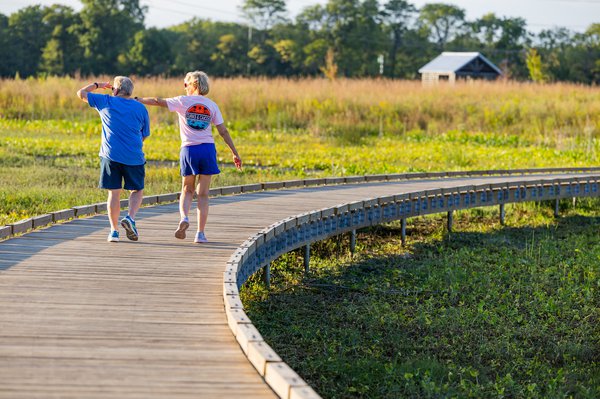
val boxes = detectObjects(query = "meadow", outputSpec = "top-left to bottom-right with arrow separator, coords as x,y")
1,77 -> 599,397
241,201 -> 600,398
1,76 -> 599,225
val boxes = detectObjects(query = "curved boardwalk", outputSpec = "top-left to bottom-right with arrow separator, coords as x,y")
0,172 -> 595,398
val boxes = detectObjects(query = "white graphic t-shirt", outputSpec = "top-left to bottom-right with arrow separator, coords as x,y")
165,95 -> 224,147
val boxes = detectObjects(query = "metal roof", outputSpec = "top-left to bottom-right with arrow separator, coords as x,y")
418,52 -> 502,75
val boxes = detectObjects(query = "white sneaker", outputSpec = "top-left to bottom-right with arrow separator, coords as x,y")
194,231 -> 208,243
107,230 -> 119,242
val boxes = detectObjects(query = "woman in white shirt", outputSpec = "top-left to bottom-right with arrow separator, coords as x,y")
137,71 -> 242,243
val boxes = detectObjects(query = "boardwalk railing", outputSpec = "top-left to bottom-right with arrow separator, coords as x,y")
223,172 -> 600,399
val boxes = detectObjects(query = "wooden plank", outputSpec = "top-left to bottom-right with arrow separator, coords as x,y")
73,205 -> 95,217
52,208 -> 76,222
0,225 -> 11,239
265,362 -> 307,399
32,214 -> 52,229
9,218 -> 33,235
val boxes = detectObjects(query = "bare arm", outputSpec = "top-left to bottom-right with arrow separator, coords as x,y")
216,123 -> 242,170
76,81 -> 110,103
135,97 -> 168,108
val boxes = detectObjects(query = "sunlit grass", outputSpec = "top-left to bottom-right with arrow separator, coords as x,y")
1,77 -> 599,225
241,201 -> 600,398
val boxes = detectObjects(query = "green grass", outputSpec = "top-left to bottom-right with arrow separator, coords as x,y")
2,115 -> 598,225
1,78 -> 599,225
241,201 -> 600,398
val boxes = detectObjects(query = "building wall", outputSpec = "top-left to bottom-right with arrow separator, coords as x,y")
421,72 -> 456,86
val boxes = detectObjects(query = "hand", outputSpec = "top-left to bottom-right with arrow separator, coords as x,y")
233,155 -> 242,170
98,82 -> 112,89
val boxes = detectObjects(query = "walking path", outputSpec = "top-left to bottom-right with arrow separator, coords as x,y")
0,173 -> 596,398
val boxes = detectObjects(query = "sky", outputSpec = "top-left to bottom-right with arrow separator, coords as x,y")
2,0 -> 599,33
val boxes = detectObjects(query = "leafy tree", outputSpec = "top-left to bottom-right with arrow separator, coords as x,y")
468,13 -> 530,79
418,3 -> 465,49
525,48 -> 548,83
39,5 -> 82,76
241,0 -> 288,31
382,0 -> 417,77
0,14 -> 10,77
7,6 -> 51,77
211,33 -> 249,76
325,0 -> 386,77
75,0 -> 146,75
120,28 -> 173,75
583,23 -> 600,83
295,5 -> 332,74
169,19 -> 248,76
302,38 -> 330,75
534,27 -> 574,81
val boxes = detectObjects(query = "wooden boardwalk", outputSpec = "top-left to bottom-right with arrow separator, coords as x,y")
0,173 -> 595,398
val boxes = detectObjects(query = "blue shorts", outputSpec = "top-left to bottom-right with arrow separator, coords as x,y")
99,157 -> 145,190
180,143 -> 221,176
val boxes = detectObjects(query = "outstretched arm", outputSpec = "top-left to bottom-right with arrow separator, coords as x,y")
76,82 -> 110,103
135,97 -> 168,108
216,123 -> 242,170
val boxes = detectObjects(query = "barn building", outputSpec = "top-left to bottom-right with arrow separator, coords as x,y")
419,52 -> 502,85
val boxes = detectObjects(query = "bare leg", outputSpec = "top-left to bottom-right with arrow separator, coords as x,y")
128,189 -> 143,219
180,175 -> 196,220
196,175 -> 212,232
107,189 -> 122,231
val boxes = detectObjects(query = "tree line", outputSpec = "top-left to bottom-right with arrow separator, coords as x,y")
1,0 -> 599,83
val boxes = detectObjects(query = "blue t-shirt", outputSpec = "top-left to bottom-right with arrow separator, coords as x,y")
88,93 -> 150,165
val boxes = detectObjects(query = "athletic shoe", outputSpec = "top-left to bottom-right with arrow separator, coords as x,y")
174,219 -> 190,239
120,215 -> 139,241
194,231 -> 208,243
107,230 -> 119,242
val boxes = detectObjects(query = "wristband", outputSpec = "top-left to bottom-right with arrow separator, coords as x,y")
94,82 -> 98,89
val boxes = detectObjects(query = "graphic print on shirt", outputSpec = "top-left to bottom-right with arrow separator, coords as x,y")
185,104 -> 211,130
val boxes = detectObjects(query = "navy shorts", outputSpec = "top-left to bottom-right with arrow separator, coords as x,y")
180,143 -> 221,176
99,157 -> 145,190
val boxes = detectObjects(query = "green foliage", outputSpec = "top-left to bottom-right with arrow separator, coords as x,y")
418,3 -> 466,48
242,203 -> 600,398
241,0 -> 288,31
526,48 -> 549,83
76,0 -> 146,75
121,28 -> 173,75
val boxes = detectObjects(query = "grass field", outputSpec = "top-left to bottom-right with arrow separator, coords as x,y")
241,201 -> 600,398
1,77 -> 599,225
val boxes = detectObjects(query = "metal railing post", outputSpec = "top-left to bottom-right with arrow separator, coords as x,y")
401,218 -> 407,246
500,204 -> 506,225
304,244 -> 310,274
264,263 -> 271,289
447,211 -> 453,233
350,229 -> 356,254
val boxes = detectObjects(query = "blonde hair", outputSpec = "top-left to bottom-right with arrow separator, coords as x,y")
184,71 -> 210,95
113,76 -> 134,96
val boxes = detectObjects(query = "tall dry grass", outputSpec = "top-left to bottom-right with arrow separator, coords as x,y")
1,76 -> 598,144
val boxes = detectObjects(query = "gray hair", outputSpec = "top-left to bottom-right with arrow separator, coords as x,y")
113,76 -> 134,96
185,71 -> 210,95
